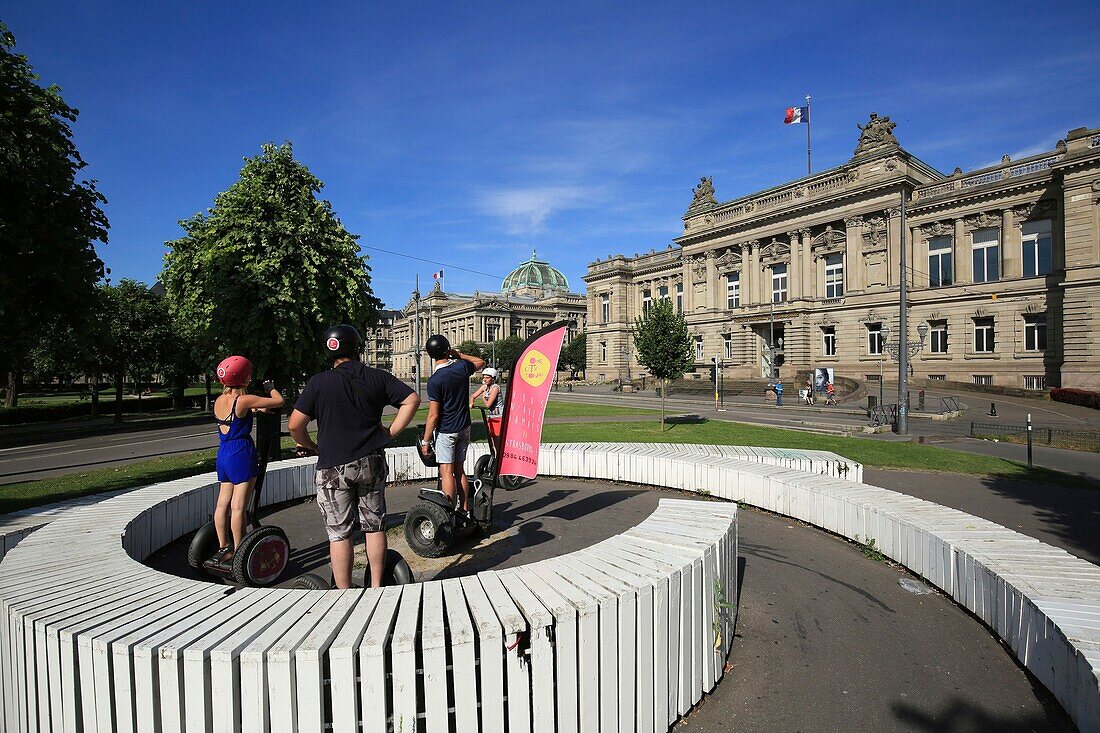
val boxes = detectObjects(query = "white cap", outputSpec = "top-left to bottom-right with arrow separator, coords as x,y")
483,367 -> 498,379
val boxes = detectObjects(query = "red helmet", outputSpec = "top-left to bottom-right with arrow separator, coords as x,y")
216,355 -> 252,387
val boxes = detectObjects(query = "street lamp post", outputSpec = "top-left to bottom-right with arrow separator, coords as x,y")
883,319 -> 929,435
413,277 -> 422,399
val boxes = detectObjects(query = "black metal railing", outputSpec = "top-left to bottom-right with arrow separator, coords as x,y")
869,403 -> 899,428
970,422 -> 1100,452
940,396 -> 961,413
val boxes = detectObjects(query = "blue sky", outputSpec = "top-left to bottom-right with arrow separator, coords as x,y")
6,2 -> 1099,310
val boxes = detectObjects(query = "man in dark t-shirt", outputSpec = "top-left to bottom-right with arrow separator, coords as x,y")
422,336 -> 485,518
289,324 -> 420,588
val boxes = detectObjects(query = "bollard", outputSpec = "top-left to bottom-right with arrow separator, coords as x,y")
988,402 -> 998,417
1026,413 -> 1033,469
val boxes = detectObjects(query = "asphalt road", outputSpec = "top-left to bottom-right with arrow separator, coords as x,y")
147,477 -> 1074,732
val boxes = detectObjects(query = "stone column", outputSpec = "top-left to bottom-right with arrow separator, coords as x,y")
954,218 -> 969,284
705,251 -> 718,310
908,224 -> 921,289
887,207 -> 902,287
844,216 -> 864,293
787,232 -> 801,301
1002,208 -> 1021,279
748,241 -> 761,305
740,243 -> 752,306
799,229 -> 814,298
681,258 -> 693,313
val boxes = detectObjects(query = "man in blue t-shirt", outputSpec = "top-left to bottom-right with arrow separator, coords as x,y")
422,335 -> 486,518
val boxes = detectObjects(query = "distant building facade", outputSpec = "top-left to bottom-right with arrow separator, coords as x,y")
391,251 -> 586,380
584,117 -> 1100,391
364,309 -> 399,370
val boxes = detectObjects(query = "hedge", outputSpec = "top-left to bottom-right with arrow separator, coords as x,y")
1050,387 -> 1100,410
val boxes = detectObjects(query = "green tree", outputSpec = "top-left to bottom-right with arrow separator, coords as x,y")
633,299 -> 694,430
98,280 -> 174,423
162,143 -> 379,390
0,23 -> 108,408
491,336 -> 525,379
560,332 -> 587,378
456,340 -> 483,360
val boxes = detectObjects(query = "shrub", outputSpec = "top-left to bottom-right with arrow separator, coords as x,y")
1050,387 -> 1100,410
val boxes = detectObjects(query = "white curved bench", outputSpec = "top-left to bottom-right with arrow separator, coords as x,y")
3,443 -> 1098,732
0,445 -> 745,733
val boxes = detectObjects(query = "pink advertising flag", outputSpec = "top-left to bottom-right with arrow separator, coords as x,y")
496,320 -> 570,480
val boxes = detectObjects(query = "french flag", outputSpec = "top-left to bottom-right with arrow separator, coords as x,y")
432,269 -> 444,280
784,106 -> 808,125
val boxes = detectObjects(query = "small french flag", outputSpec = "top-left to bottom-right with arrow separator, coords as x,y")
432,269 -> 443,280
784,106 -> 808,125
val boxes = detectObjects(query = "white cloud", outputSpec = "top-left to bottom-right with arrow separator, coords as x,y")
476,185 -> 600,234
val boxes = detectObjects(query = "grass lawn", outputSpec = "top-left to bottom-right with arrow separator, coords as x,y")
2,417 -> 1091,514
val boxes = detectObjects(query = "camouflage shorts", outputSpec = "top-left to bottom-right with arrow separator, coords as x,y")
315,453 -> 388,541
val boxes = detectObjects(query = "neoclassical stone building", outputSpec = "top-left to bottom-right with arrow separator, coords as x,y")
391,251 -> 586,380
585,117 -> 1100,391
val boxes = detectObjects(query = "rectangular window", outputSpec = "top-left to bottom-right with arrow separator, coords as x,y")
973,318 -> 995,353
973,374 -> 993,386
771,264 -> 788,303
599,341 -> 607,363
929,320 -> 948,354
600,293 -> 610,323
972,228 -> 1000,283
866,323 -> 884,355
642,289 -> 652,313
928,236 -> 953,287
726,273 -> 740,309
1024,319 -> 1047,351
928,374 -> 946,381
865,373 -> 882,382
1022,219 -> 1053,277
821,326 -> 837,357
724,334 -> 734,360
824,254 -> 844,298
658,285 -> 669,301
1024,375 -> 1046,391
695,336 -> 704,361
675,283 -> 683,314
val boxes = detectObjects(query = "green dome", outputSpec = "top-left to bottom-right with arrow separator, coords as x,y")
502,249 -> 570,294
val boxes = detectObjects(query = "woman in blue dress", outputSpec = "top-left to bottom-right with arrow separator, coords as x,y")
210,355 -> 285,566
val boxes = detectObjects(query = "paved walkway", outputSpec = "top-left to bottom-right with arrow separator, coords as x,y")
147,475 -> 1075,731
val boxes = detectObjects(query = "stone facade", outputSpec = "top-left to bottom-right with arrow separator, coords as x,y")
584,118 -> 1100,391
364,309 -> 399,370
390,254 -> 587,380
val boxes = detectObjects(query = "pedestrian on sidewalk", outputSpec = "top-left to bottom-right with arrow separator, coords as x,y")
825,381 -> 837,405
805,377 -> 815,406
774,378 -> 783,407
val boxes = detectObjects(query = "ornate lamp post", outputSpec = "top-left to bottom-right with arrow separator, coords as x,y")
882,320 -> 929,434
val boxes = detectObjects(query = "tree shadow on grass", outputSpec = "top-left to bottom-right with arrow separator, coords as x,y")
666,414 -> 709,425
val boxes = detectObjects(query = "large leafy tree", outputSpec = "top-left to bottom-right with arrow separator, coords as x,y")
0,22 -> 108,408
491,336 -> 525,379
162,143 -> 379,389
98,280 -> 174,423
633,299 -> 694,430
560,332 -> 587,378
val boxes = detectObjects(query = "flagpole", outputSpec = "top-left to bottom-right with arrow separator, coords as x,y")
806,94 -> 812,176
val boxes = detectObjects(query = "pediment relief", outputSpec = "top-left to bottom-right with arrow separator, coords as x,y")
1012,199 -> 1057,221
1023,302 -> 1045,315
716,249 -> 742,268
972,307 -> 990,319
964,211 -> 1001,230
759,239 -> 791,265
481,301 -> 513,312
811,225 -> 846,247
920,221 -> 954,237
819,313 -> 836,326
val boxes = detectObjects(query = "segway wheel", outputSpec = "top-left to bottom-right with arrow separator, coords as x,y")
294,572 -> 332,591
384,549 -> 415,585
500,474 -> 524,491
231,526 -> 290,586
474,454 -> 493,482
404,502 -> 453,558
187,521 -> 221,571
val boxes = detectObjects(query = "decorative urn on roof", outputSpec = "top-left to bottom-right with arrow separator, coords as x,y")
502,249 -> 570,297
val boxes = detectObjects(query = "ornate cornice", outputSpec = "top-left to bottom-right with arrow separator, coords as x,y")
963,211 -> 1001,230
843,216 -> 864,228
1012,199 -> 1057,221
920,221 -> 954,237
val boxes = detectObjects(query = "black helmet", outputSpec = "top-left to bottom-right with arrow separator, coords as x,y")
323,324 -> 364,359
425,334 -> 450,360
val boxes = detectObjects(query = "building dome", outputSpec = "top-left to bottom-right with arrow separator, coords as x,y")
501,249 -> 570,294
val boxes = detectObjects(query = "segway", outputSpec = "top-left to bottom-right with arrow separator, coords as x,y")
293,548 -> 414,590
187,409 -> 291,587
404,409 -> 504,558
